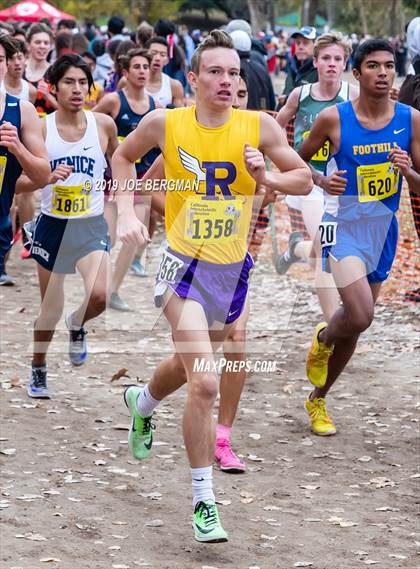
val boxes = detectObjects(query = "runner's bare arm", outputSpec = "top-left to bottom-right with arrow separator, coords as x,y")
37,78 -> 58,110
299,106 -> 347,195
299,107 -> 337,162
170,78 -> 185,107
16,119 -> 76,193
389,108 -> 420,195
92,92 -> 119,117
16,164 -> 73,194
113,109 -> 166,180
141,155 -> 166,215
99,113 -> 119,162
276,86 -> 300,128
257,112 -> 312,196
112,109 -> 166,245
28,82 -> 37,105
4,101 -> 50,189
117,76 -> 126,90
256,183 -> 282,207
92,112 -> 119,162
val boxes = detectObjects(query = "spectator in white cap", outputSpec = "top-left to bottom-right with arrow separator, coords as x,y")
279,26 -> 318,108
230,29 -> 275,110
226,19 -> 267,68
406,16 -> 420,75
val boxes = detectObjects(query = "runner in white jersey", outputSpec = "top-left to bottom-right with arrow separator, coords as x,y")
144,36 -> 184,107
16,54 -> 118,398
277,32 -> 358,323
1,40 -> 37,104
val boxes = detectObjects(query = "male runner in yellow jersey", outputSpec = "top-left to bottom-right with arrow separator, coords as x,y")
112,30 -> 312,543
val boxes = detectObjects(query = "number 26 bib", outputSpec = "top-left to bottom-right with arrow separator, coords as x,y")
303,131 -> 330,162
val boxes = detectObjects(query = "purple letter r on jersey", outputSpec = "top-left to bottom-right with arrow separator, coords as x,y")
202,161 -> 236,196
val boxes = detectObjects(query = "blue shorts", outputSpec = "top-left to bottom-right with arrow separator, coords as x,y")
321,213 -> 398,283
30,213 -> 111,274
0,215 -> 13,274
154,247 -> 253,327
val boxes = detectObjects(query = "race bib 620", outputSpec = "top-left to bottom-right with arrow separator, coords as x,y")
357,162 -> 399,203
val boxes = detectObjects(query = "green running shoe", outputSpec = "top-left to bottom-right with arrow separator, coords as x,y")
124,386 -> 155,460
193,500 -> 228,543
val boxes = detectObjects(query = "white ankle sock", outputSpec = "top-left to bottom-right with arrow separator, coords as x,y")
191,466 -> 214,508
136,384 -> 160,418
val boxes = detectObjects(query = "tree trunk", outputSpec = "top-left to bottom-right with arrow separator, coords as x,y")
301,0 -> 310,26
389,0 -> 404,37
325,0 -> 336,28
268,0 -> 275,30
389,0 -> 398,37
247,0 -> 270,33
301,0 -> 319,26
356,0 -> 368,37
138,0 -> 150,22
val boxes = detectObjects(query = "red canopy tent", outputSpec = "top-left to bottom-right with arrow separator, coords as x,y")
0,0 -> 75,24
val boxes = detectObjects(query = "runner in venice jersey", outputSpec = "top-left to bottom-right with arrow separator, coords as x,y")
17,54 -> 118,398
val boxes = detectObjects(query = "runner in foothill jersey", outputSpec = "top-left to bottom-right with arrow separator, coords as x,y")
112,31 -> 311,543
0,34 -> 50,286
299,39 -> 420,436
16,54 -> 118,398
93,48 -> 160,311
145,37 -> 184,107
277,32 -> 358,322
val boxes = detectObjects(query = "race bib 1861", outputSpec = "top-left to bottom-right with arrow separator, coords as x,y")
357,162 -> 399,203
184,196 -> 242,244
51,184 -> 91,217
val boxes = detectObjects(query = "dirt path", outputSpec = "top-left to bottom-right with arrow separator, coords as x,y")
1,235 -> 419,569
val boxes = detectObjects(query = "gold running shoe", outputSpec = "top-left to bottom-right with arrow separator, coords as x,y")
305,397 -> 337,436
306,322 -> 334,388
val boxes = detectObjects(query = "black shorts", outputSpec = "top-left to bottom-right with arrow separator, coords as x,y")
0,215 -> 13,274
30,213 -> 110,274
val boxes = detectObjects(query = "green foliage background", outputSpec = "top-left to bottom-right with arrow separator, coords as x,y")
0,0 -> 418,34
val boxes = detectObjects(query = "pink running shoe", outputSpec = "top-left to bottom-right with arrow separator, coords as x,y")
215,439 -> 246,473
20,247 -> 31,260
